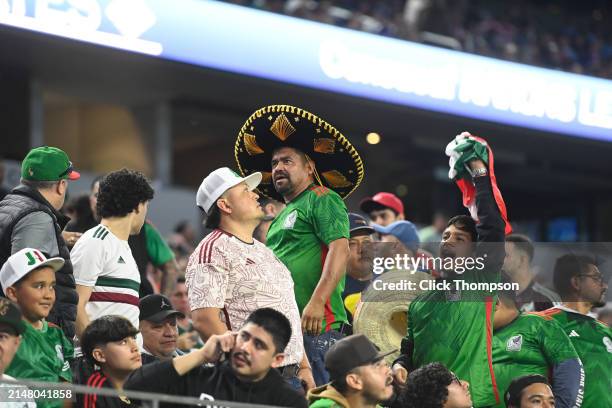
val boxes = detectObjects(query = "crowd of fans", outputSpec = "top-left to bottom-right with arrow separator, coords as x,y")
0,123 -> 609,408
223,0 -> 612,79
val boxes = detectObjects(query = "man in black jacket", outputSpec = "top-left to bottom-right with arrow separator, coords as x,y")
0,146 -> 80,340
126,307 -> 307,408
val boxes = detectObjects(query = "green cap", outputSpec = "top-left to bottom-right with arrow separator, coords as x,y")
21,146 -> 80,181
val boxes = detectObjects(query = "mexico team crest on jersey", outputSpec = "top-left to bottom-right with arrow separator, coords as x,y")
283,210 -> 298,229
506,335 -> 523,352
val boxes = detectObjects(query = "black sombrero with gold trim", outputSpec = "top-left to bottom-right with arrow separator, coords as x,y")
234,105 -> 364,202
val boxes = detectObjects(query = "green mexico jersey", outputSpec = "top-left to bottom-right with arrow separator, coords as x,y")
267,184 -> 349,332
492,313 -> 580,408
406,268 -> 501,407
545,306 -> 612,408
6,320 -> 74,408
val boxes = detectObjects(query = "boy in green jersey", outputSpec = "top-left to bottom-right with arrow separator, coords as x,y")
393,134 -> 510,407
0,248 -> 74,407
543,254 -> 611,408
492,281 -> 583,408
235,105 -> 364,386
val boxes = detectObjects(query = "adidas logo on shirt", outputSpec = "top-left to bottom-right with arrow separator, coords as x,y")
118,256 -> 126,264
569,330 -> 580,337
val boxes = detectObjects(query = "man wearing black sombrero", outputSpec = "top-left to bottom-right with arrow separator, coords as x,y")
235,105 -> 364,387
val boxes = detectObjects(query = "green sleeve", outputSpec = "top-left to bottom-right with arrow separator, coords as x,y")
311,191 -> 349,245
539,318 -> 580,364
144,222 -> 175,266
309,398 -> 338,407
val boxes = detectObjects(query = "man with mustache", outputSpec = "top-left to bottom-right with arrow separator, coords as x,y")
307,334 -> 395,408
125,308 -> 308,408
540,254 -> 611,408
139,294 -> 185,364
234,105 -> 364,386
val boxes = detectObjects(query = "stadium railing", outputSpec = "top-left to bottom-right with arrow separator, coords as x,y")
0,378 -> 282,407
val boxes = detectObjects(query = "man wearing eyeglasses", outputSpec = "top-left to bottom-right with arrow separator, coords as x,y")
0,146 -> 81,340
541,254 -> 611,408
396,362 -> 472,408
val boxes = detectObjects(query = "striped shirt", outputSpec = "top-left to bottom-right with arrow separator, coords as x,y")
71,224 -> 141,332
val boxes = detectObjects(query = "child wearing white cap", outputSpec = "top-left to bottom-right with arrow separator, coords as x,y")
0,247 -> 74,405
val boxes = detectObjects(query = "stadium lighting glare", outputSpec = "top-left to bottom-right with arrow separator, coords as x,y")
2,0 -> 611,141
366,132 -> 381,145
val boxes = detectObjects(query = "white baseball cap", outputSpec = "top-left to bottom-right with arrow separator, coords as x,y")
0,248 -> 65,289
196,167 -> 262,214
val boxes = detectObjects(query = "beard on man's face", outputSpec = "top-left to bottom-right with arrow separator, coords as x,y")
592,288 -> 607,307
273,171 -> 293,195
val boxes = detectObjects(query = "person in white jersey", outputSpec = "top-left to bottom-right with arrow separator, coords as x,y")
71,168 -> 154,342
185,167 -> 314,393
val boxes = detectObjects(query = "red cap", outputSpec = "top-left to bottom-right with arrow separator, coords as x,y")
359,192 -> 404,215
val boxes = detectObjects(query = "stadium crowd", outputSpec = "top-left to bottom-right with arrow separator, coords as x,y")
224,0 -> 612,80
0,104 -> 609,408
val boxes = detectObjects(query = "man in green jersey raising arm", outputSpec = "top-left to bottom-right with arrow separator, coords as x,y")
542,254 -> 611,408
235,105 -> 364,386
393,133 -> 511,407
492,277 -> 583,408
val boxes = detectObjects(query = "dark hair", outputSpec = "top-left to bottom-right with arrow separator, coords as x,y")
446,215 -> 477,242
91,174 -> 104,191
506,234 -> 534,262
368,202 -> 399,216
553,254 -> 597,297
504,374 -> 550,407
245,308 -> 291,353
272,146 -> 308,165
331,373 -> 350,394
81,315 -> 139,366
176,276 -> 186,285
21,179 -> 58,190
68,193 -> 93,219
174,220 -> 190,234
205,203 -> 222,229
399,362 -> 453,408
96,169 -> 154,218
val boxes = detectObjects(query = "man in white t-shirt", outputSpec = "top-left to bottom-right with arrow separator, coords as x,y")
186,167 -> 314,393
71,169 -> 154,340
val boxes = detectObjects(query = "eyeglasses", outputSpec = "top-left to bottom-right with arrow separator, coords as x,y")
450,372 -> 462,385
59,162 -> 73,178
578,274 -> 606,284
